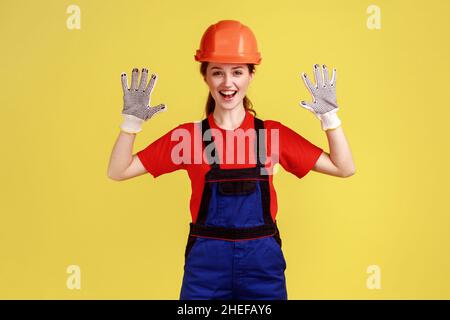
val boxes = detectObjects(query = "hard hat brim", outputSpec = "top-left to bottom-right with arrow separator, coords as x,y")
194,53 -> 261,65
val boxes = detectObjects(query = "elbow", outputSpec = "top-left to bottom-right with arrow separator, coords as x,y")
107,170 -> 123,181
340,167 -> 356,178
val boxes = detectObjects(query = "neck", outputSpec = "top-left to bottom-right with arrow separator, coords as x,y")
212,106 -> 246,130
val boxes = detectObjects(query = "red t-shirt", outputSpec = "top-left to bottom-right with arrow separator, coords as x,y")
136,110 -> 323,223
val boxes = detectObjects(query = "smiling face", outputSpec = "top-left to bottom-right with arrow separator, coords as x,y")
203,62 -> 254,111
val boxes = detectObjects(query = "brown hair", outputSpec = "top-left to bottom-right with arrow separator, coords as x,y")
200,62 -> 257,117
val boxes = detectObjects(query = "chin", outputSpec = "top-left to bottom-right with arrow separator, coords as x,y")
222,103 -> 239,109
217,104 -> 240,112
215,99 -> 243,111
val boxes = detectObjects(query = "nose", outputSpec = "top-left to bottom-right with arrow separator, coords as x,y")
222,73 -> 234,87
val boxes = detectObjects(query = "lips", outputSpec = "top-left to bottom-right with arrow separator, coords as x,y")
219,91 -> 238,99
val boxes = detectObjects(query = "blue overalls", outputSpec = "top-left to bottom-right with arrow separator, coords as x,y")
179,117 -> 287,300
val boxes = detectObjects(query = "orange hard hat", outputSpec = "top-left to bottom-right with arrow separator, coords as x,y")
194,20 -> 262,65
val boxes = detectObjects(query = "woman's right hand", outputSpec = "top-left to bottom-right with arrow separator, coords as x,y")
120,67 -> 167,133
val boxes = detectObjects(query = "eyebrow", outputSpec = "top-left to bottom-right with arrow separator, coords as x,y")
211,66 -> 244,70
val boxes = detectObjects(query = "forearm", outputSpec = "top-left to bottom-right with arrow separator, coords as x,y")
107,131 -> 136,178
325,126 -> 355,175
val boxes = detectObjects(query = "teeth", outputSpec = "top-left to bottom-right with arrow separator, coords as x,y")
220,91 -> 237,95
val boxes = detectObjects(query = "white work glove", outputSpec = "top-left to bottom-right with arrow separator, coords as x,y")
299,64 -> 342,131
120,67 -> 167,134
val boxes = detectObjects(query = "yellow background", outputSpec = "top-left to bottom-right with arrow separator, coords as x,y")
1,0 -> 449,299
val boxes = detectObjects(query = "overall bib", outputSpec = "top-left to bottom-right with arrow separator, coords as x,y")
179,117 -> 287,300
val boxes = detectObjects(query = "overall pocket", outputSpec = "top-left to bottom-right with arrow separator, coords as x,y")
269,236 -> 287,270
215,180 -> 264,227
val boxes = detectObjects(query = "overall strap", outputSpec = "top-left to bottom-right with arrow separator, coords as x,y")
201,118 -> 219,169
254,117 -> 266,169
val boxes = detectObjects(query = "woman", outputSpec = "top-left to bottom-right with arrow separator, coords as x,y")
107,20 -> 355,300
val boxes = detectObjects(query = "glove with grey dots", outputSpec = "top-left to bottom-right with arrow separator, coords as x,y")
299,64 -> 342,131
120,67 -> 167,134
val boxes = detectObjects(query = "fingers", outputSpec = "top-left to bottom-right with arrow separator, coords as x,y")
303,64 -> 336,88
138,68 -> 149,91
322,65 -> 330,86
121,72 -> 128,94
301,72 -> 316,94
330,68 -> 337,87
122,67 -> 159,94
313,64 -> 323,87
299,100 -> 315,112
152,103 -> 167,113
130,68 -> 139,91
147,103 -> 167,120
145,73 -> 158,95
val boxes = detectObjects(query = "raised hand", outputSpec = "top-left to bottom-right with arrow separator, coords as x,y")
299,64 -> 341,131
120,67 -> 167,133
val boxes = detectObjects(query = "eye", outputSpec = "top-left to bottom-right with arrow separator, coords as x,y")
212,70 -> 244,76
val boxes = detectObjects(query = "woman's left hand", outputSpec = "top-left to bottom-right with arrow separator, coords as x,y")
299,64 -> 342,131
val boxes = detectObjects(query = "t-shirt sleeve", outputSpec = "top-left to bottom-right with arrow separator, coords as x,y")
278,122 -> 323,179
136,124 -> 188,178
